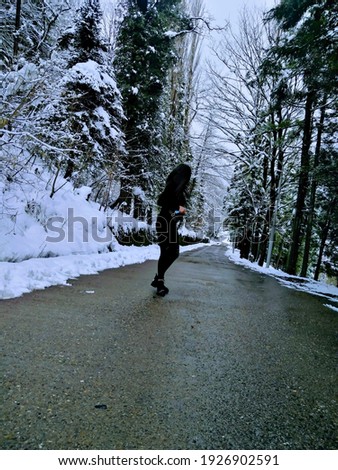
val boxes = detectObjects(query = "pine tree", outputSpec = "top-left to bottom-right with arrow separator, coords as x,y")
41,0 -> 126,195
312,104 -> 338,282
267,0 -> 338,275
113,0 -> 191,217
152,0 -> 205,235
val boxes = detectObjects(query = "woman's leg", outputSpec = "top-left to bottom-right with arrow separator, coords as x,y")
157,242 -> 179,279
153,217 -> 179,295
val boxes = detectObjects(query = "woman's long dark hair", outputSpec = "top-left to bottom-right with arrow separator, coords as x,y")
157,163 -> 191,207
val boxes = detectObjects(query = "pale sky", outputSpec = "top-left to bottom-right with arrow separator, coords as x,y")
205,0 -> 276,26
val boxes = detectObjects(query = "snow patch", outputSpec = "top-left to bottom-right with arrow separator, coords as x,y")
0,243 -> 207,300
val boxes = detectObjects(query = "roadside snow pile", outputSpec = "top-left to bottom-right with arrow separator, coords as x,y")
225,246 -> 338,311
0,245 -> 157,299
0,243 -> 206,300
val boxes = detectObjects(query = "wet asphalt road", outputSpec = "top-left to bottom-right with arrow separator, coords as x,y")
0,245 -> 337,450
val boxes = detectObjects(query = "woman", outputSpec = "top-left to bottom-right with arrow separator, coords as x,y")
151,163 -> 192,296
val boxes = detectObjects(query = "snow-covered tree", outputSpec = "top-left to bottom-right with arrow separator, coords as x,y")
207,0 -> 338,279
41,0 -> 126,198
0,1 -> 74,187
206,7 -> 300,262
112,0 -> 192,217
156,0 -> 206,230
1,0 -> 72,67
266,0 -> 338,275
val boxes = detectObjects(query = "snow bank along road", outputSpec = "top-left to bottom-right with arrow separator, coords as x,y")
0,245 -> 337,449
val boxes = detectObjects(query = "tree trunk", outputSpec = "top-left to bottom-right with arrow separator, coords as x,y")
300,101 -> 326,277
13,0 -> 22,57
314,216 -> 331,281
287,90 -> 315,275
258,115 -> 279,267
313,196 -> 335,281
64,159 -> 74,179
258,220 -> 268,266
266,107 -> 284,268
256,164 -> 269,265
250,222 -> 261,261
266,168 -> 283,268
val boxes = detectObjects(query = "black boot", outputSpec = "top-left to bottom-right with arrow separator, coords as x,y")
151,274 -> 159,288
156,279 -> 169,296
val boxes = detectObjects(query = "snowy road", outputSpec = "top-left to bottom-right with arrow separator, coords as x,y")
1,245 -> 337,449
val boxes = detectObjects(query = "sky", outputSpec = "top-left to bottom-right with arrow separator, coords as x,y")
197,0 -> 277,67
205,0 -> 276,25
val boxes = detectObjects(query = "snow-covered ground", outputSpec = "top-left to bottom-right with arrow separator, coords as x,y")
225,246 -> 338,313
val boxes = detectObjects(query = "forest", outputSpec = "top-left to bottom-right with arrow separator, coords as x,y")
1,0 -> 337,285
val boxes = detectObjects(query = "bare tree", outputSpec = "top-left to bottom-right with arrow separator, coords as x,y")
101,0 -> 126,55
204,7 -> 301,261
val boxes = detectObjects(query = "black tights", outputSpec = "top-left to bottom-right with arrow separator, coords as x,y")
157,242 -> 179,279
